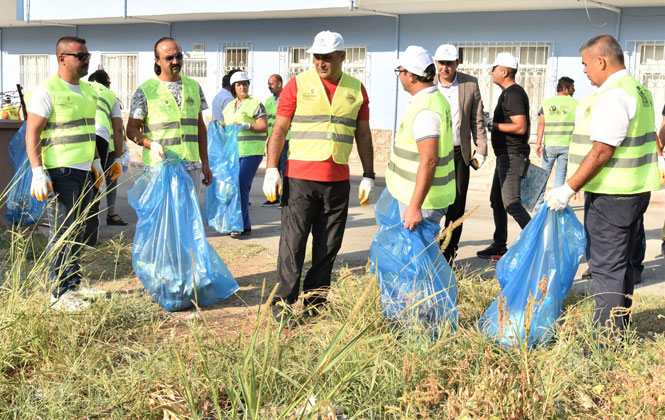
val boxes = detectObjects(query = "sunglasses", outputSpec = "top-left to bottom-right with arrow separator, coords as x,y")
164,53 -> 184,62
394,68 -> 408,76
491,65 -> 499,72
60,52 -> 91,61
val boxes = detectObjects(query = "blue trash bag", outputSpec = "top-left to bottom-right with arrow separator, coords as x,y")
368,187 -> 401,274
478,205 -> 586,347
370,188 -> 458,332
128,152 -> 239,311
6,122 -> 47,225
203,122 -> 243,234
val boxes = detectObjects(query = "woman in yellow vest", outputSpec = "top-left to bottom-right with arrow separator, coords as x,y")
221,71 -> 268,237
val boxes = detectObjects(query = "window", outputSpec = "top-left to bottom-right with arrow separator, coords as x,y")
182,58 -> 208,98
632,42 -> 665,121
218,42 -> 252,91
344,46 -> 367,85
279,45 -> 368,85
456,42 -> 551,136
101,54 -> 138,111
20,54 -> 49,94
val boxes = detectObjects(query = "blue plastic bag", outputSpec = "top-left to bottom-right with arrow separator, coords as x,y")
128,152 -> 239,311
6,122 -> 47,225
370,188 -> 458,333
478,205 -> 585,347
203,122 -> 243,234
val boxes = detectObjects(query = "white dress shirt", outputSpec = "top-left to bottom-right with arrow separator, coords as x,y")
437,73 -> 460,147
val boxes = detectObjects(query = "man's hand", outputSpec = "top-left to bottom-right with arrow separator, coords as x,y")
658,155 -> 665,185
30,166 -> 52,201
237,122 -> 251,131
483,116 -> 494,132
545,182 -> 576,211
358,177 -> 374,206
402,205 -> 423,231
108,161 -> 122,181
150,141 -> 166,162
472,152 -> 486,169
91,158 -> 104,188
536,144 -> 543,158
263,168 -> 282,202
202,163 -> 213,186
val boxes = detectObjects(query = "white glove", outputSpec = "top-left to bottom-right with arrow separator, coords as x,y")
483,116 -> 494,131
358,177 -> 374,206
150,141 -> 166,162
91,158 -> 104,188
237,122 -> 251,131
263,168 -> 282,202
658,155 -> 665,184
472,152 -> 486,169
30,166 -> 52,202
545,182 -> 576,211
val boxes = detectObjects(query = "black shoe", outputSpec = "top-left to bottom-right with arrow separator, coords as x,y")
262,200 -> 280,207
582,268 -> 592,280
477,243 -> 507,259
661,241 -> 665,256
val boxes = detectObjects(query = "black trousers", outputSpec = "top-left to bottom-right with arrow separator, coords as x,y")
585,191 -> 650,333
276,177 -> 350,306
490,153 -> 531,246
84,136 -> 110,247
443,148 -> 470,260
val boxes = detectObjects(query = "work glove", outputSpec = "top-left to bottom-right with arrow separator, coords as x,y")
91,158 -> 104,189
30,166 -> 52,202
472,152 -> 486,169
108,161 -> 122,181
263,167 -> 282,202
358,177 -> 374,206
659,155 -> 665,184
237,122 -> 251,131
545,182 -> 576,211
150,141 -> 166,162
483,116 -> 494,132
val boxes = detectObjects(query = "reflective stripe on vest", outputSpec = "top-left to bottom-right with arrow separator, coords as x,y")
567,74 -> 659,194
89,81 -> 118,152
264,95 -> 290,141
140,75 -> 201,166
222,97 -> 267,157
385,90 -> 456,209
289,68 -> 362,164
542,95 -> 578,147
40,75 -> 97,169
2,105 -> 20,120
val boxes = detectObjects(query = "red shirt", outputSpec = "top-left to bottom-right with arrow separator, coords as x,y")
277,74 -> 370,182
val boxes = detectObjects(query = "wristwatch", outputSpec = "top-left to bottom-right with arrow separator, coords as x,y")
363,172 -> 376,180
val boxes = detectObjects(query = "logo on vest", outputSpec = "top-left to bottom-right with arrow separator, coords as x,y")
185,96 -> 194,105
346,94 -> 356,104
302,88 -> 317,100
636,85 -> 652,108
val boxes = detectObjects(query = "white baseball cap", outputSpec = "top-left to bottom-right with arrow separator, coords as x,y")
394,46 -> 434,77
306,31 -> 345,54
433,44 -> 458,61
230,71 -> 250,85
492,52 -> 519,70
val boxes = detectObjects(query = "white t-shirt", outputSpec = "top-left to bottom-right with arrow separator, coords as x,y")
585,69 -> 637,147
437,74 -> 460,146
28,80 -> 93,171
411,86 -> 442,143
96,98 -> 122,142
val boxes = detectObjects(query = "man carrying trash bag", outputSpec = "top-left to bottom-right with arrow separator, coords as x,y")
546,35 -> 660,337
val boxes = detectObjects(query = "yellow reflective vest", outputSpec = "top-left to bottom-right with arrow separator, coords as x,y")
386,89 -> 456,209
89,81 -> 118,152
140,76 -> 201,166
567,74 -> 659,194
2,104 -> 20,120
40,74 -> 97,169
289,68 -> 362,164
264,95 -> 290,141
222,97 -> 266,157
542,95 -> 578,147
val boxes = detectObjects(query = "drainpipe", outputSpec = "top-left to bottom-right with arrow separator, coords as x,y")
350,1 -> 400,145
124,0 -> 127,19
25,0 -> 30,24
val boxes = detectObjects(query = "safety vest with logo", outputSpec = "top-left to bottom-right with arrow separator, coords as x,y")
222,97 -> 266,157
39,74 -> 97,169
386,90 -> 456,209
2,104 -> 20,120
542,95 -> 578,147
89,81 -> 118,152
140,76 -> 201,166
289,68 -> 362,164
567,74 -> 659,194
264,95 -> 290,141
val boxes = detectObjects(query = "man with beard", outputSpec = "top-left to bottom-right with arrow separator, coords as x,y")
25,36 -> 101,312
126,37 -> 212,198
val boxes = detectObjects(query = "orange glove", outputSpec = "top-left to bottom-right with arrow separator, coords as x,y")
108,161 -> 122,181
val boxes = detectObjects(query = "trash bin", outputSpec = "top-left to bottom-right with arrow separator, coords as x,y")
0,120 -> 24,228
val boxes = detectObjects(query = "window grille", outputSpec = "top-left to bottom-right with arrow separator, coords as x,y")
629,41 -> 665,121
19,54 -> 49,94
279,45 -> 368,86
218,42 -> 252,91
101,54 -> 138,111
344,46 -> 367,85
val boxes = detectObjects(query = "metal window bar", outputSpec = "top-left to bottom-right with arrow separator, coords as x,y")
101,54 -> 138,111
218,42 -> 253,92
344,46 -> 367,85
627,40 -> 665,121
182,58 -> 207,79
19,54 -> 49,94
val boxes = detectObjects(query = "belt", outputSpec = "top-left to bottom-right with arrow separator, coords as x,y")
453,146 -> 462,151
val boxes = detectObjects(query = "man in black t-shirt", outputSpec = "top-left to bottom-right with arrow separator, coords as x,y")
477,52 -> 532,259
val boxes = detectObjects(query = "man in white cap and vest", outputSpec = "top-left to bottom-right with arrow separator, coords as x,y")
387,45 -> 456,231
477,52 -> 532,260
25,36 -> 104,312
546,34 -> 659,336
263,30 -> 374,315
433,43 -> 488,263
126,36 -> 212,196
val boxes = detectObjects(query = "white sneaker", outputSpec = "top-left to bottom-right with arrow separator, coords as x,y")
72,285 -> 106,299
50,291 -> 91,313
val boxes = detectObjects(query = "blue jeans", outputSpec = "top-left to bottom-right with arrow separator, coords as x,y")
397,201 -> 446,226
536,145 -> 569,210
47,167 -> 94,297
238,155 -> 263,231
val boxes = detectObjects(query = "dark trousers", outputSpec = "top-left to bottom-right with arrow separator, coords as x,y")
443,148 -> 470,260
490,153 -> 531,246
276,177 -> 350,306
585,192 -> 650,333
84,136 -> 110,247
238,155 -> 263,231
47,167 -> 94,297
277,140 -> 289,202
